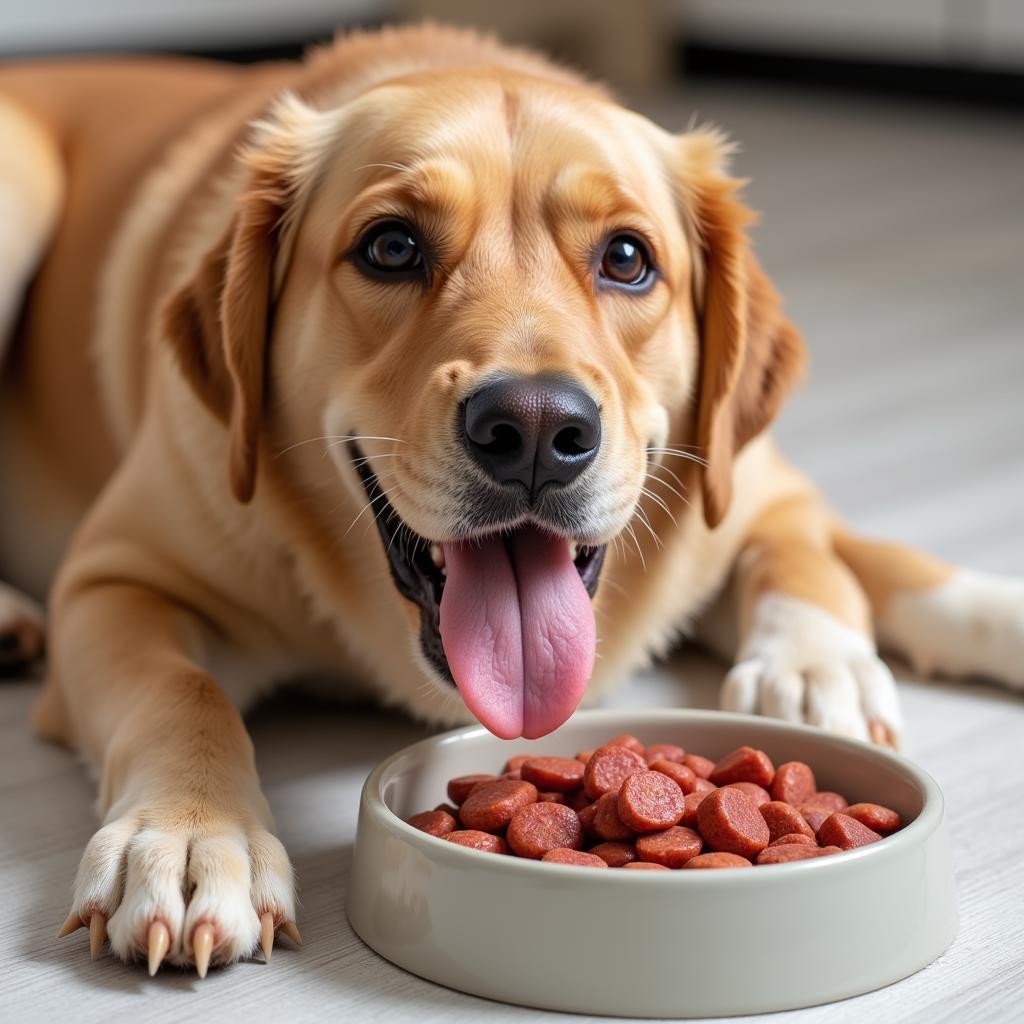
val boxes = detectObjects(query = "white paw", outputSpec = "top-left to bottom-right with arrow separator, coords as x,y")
877,569 -> 1024,691
60,807 -> 298,975
0,582 -> 45,671
721,594 -> 902,745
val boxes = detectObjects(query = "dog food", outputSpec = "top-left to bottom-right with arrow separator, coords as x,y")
407,735 -> 903,869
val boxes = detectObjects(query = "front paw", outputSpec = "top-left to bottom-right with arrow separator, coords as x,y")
721,594 -> 902,747
57,804 -> 299,975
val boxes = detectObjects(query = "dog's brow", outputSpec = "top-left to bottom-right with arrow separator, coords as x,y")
547,167 -> 649,225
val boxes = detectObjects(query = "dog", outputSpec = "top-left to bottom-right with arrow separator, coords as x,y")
2,24 -> 1022,976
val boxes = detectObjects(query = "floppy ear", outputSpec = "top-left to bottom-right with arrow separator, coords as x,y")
162,183 -> 280,504
681,131 -> 807,529
161,92 -> 333,503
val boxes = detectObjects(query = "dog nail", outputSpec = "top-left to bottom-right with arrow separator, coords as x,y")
192,922 -> 214,978
56,911 -> 83,938
147,921 -> 170,976
260,911 -> 274,963
89,913 -> 107,959
280,921 -> 302,946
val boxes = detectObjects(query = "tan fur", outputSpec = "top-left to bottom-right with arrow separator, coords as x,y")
0,25 -> 1013,970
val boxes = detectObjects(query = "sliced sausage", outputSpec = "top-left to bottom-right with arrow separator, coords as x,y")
757,843 -> 840,865
644,743 -> 686,765
684,852 -> 752,869
709,746 -> 776,789
760,801 -> 816,843
803,791 -> 848,813
593,791 -> 635,841
818,812 -> 882,850
844,802 -> 901,834
589,841 -> 637,867
799,805 -> 833,836
521,756 -> 586,793
407,809 -> 458,837
771,761 -> 816,806
444,830 -> 510,854
583,743 -> 648,799
507,802 -> 584,859
683,753 -> 716,780
617,770 -> 686,832
679,790 -> 712,828
622,861 -> 670,871
541,848 -> 609,868
649,759 -> 697,795
607,733 -> 646,755
697,786 -> 770,858
447,774 -> 499,805
458,779 -> 538,832
635,826 -> 703,868
768,832 -> 817,848
726,781 -> 771,807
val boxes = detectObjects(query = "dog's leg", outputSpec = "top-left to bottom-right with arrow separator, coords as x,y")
834,531 -> 1024,693
715,494 -> 903,746
43,577 -> 296,974
0,96 -> 64,359
0,99 -> 63,671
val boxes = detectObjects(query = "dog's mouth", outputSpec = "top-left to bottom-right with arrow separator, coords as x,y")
351,443 -> 607,739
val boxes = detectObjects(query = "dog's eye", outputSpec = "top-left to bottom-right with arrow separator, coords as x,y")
599,234 -> 651,287
357,220 -> 424,277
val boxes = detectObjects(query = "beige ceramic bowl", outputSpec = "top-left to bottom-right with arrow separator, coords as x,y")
347,709 -> 957,1017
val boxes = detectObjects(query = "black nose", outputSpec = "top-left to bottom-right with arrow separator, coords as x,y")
463,374 -> 601,496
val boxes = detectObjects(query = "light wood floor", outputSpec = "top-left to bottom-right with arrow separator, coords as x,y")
3,81 -> 1023,1023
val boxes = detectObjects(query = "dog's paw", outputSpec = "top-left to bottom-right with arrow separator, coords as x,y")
57,808 -> 299,976
721,593 -> 902,746
0,582 -> 45,673
877,569 -> 1024,692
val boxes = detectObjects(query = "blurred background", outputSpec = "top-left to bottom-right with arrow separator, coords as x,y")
4,0 -> 1020,571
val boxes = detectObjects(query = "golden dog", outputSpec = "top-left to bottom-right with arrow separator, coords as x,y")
2,24 -> 1022,975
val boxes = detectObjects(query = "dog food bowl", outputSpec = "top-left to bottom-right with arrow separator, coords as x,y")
347,709 -> 957,1017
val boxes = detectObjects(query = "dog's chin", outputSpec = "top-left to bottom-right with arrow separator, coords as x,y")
348,442 -> 608,690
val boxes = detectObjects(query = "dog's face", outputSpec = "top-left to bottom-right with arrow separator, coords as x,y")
167,67 -> 803,738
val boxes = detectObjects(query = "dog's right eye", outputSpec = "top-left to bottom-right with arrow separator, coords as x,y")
355,220 -> 425,280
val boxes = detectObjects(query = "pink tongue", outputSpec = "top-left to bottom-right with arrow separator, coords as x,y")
439,528 -> 595,739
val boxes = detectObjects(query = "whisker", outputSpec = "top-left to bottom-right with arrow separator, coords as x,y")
639,486 -> 677,526
645,471 -> 686,505
645,446 -> 708,467
650,462 -> 690,497
342,484 -> 403,538
634,504 -> 663,550
624,522 -> 646,571
276,434 -> 407,458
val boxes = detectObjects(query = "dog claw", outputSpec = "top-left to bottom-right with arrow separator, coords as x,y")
260,911 -> 274,963
281,921 -> 302,946
192,922 -> 214,978
147,921 -> 171,976
89,913 -> 107,960
57,912 -> 83,939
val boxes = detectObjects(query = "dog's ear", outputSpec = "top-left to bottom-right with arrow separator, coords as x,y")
163,187 -> 278,503
162,93 -> 328,503
678,130 -> 807,528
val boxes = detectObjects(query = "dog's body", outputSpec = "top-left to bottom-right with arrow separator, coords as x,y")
2,26 -> 1022,974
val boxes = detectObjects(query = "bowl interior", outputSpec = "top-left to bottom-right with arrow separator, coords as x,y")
379,709 -> 928,831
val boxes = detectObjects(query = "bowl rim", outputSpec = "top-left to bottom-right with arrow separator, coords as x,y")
360,708 -> 945,883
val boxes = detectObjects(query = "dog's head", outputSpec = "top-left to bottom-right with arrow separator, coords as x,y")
165,43 -> 803,738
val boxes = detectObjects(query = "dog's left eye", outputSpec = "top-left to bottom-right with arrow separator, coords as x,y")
599,234 -> 652,288
356,220 -> 425,278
